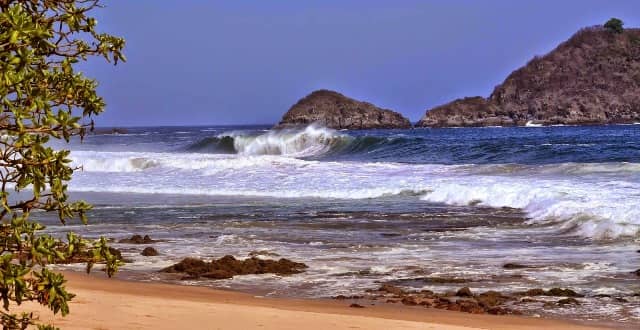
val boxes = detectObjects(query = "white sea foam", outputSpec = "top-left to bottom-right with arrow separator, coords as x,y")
420,177 -> 640,239
219,124 -> 345,156
71,151 -> 313,173
67,149 -> 640,240
71,152 -> 160,172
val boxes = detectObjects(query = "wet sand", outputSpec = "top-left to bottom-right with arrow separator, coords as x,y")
16,271 -> 614,330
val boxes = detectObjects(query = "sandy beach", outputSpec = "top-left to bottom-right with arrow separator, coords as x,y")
14,271 -> 613,330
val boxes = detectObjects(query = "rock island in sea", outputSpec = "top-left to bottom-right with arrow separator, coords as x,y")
276,89 -> 412,129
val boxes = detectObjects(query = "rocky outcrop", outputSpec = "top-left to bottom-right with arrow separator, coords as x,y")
118,234 -> 157,244
517,288 -> 584,297
141,247 -> 159,256
367,284 -> 519,315
418,26 -> 640,127
161,255 -> 308,280
277,90 -> 411,129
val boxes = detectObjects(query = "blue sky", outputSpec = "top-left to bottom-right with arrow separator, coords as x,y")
82,0 -> 640,126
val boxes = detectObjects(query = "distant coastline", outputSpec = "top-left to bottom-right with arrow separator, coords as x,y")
276,23 -> 640,129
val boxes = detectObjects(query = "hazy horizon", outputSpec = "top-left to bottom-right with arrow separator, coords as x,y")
83,0 -> 640,126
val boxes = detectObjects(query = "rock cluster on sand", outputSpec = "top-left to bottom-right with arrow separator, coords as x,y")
276,89 -> 411,129
518,288 -> 584,297
341,284 -> 594,315
417,27 -> 640,127
162,255 -> 308,280
366,284 -> 517,315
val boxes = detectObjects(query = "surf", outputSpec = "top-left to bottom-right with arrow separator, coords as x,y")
183,124 -> 420,159
63,124 -> 640,241
68,147 -> 640,241
184,124 -> 347,157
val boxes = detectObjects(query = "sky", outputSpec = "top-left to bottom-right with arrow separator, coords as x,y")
81,0 -> 640,126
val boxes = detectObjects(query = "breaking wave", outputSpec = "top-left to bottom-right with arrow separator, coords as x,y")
183,124 -> 417,159
185,124 -> 346,157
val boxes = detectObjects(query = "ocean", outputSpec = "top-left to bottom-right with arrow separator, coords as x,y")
43,124 -> 639,323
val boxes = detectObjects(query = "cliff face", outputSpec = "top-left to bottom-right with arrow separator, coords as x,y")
418,27 -> 640,127
276,90 -> 411,129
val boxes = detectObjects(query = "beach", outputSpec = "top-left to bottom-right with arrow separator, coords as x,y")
3,2 -> 639,329
21,271 -> 612,330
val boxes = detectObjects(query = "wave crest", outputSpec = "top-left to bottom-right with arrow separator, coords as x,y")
184,124 -> 421,159
186,124 -> 349,157
232,124 -> 343,156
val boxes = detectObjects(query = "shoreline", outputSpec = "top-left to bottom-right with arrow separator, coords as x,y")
18,271 -> 619,330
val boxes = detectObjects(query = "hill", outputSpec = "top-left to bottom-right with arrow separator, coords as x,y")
276,90 -> 412,129
417,25 -> 640,127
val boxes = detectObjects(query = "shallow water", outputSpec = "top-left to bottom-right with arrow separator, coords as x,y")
42,124 -> 640,324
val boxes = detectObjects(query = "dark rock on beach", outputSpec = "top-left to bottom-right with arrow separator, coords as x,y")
370,283 -> 520,315
162,255 -> 308,280
417,26 -> 640,127
377,284 -> 406,296
476,291 -> 510,308
456,287 -> 473,297
276,89 -> 412,130
119,234 -> 156,244
414,276 -> 470,284
401,296 -> 419,306
558,298 -> 581,306
519,288 -> 584,297
503,263 -> 536,269
522,288 -> 546,296
141,247 -> 159,256
546,288 -> 583,297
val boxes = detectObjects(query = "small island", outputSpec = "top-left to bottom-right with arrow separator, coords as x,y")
276,89 -> 412,129
417,20 -> 640,127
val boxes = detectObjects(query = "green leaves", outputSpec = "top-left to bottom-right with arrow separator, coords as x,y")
604,18 -> 624,34
33,268 -> 75,317
0,1 -> 125,328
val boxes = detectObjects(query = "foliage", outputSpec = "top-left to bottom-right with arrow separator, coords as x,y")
0,0 -> 124,328
604,18 -> 624,34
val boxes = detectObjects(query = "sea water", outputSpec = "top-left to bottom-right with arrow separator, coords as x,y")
42,124 -> 640,323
